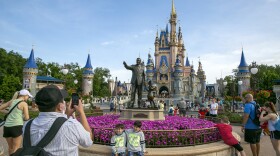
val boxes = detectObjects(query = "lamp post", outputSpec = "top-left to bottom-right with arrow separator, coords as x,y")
250,61 -> 258,99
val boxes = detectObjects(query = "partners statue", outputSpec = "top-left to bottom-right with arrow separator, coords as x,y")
123,58 -> 145,108
146,80 -> 157,108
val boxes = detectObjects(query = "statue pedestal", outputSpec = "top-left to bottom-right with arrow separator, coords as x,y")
119,109 -> 165,121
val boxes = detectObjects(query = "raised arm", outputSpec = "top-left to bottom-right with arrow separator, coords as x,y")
123,61 -> 133,70
0,100 -> 13,110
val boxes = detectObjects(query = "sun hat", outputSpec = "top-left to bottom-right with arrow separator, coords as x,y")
19,89 -> 33,98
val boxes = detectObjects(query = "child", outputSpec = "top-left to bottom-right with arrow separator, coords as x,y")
125,121 -> 147,156
198,106 -> 208,119
168,104 -> 174,116
110,124 -> 126,156
174,105 -> 178,116
215,116 -> 246,156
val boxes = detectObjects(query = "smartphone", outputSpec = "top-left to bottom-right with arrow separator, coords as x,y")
71,93 -> 79,108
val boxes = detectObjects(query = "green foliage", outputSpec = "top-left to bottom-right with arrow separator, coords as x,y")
0,75 -> 22,100
218,112 -> 242,123
92,67 -> 111,97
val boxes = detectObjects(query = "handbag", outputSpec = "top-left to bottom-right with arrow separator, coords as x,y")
0,100 -> 23,127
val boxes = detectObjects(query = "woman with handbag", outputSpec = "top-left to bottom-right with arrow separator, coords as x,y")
0,89 -> 31,155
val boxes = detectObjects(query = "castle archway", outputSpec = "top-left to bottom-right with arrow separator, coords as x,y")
159,86 -> 169,98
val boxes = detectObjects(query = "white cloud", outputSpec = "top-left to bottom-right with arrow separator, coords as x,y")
100,41 -> 115,46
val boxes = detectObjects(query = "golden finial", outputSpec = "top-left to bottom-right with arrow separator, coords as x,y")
172,0 -> 176,15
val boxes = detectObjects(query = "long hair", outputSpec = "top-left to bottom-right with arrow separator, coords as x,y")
264,102 -> 277,115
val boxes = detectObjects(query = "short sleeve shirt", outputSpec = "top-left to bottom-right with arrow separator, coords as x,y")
244,101 -> 260,129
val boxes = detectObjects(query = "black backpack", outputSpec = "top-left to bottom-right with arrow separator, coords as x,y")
12,117 -> 67,156
249,102 -> 261,126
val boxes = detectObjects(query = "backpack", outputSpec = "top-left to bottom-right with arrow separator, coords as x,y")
274,116 -> 280,131
249,102 -> 261,126
168,107 -> 173,114
12,117 -> 67,156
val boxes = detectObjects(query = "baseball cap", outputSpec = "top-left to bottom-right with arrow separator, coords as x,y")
35,85 -> 66,109
19,89 -> 33,98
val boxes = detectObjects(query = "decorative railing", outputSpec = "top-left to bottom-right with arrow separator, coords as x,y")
92,127 -> 221,148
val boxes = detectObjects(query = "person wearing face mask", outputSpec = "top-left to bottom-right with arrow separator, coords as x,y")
0,90 -> 31,155
19,85 -> 92,156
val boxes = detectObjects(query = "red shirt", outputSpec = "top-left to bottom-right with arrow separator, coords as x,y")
198,109 -> 208,119
215,123 -> 238,145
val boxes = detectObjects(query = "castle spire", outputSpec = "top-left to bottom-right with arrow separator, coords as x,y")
166,24 -> 169,33
84,54 -> 93,69
24,48 -> 38,68
185,57 -> 190,66
238,48 -> 248,67
171,0 -> 176,15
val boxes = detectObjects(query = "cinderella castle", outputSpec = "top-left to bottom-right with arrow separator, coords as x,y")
109,0 -> 207,101
146,0 -> 206,100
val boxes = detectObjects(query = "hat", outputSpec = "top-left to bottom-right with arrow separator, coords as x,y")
35,85 -> 66,109
19,89 -> 33,98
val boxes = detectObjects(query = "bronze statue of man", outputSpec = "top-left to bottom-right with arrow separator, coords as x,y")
123,58 -> 145,108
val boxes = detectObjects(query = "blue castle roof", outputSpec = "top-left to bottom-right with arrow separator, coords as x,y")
37,76 -> 63,82
166,24 -> 169,33
24,49 -> 38,68
185,57 -> 190,66
238,50 -> 248,67
84,54 -> 93,69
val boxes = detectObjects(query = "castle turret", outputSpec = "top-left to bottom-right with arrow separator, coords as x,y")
173,55 -> 184,98
237,48 -> 251,95
169,0 -> 178,70
146,53 -> 155,82
197,61 -> 206,98
23,48 -> 38,96
82,54 -> 94,95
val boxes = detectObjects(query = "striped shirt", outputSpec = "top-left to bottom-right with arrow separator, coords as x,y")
23,112 -> 92,156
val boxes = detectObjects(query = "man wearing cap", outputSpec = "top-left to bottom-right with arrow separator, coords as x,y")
0,89 -> 31,155
178,98 -> 187,117
22,85 -> 92,155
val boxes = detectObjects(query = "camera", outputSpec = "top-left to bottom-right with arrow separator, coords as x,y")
71,93 -> 79,108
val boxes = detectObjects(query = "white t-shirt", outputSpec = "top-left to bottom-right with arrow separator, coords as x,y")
210,103 -> 218,115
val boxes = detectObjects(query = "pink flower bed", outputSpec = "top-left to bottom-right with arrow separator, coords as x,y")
87,115 -> 221,147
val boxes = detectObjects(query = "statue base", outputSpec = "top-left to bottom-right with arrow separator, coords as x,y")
119,109 -> 165,121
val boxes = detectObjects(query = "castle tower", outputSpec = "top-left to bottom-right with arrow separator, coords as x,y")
197,61 -> 206,98
146,53 -> 155,82
82,54 -> 94,95
23,48 -> 38,96
237,49 -> 251,95
108,77 -> 115,96
169,0 -> 178,68
173,55 -> 184,98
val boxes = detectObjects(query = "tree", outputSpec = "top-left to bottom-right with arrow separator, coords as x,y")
0,75 -> 22,100
92,67 -> 111,97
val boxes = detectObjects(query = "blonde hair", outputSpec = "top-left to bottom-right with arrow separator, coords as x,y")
12,91 -> 19,100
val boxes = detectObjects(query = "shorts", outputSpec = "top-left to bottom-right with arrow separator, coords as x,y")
210,114 -> 217,117
270,130 -> 280,140
112,152 -> 126,156
232,143 -> 243,151
3,125 -> 23,138
179,109 -> 186,116
128,151 -> 143,156
244,129 -> 262,144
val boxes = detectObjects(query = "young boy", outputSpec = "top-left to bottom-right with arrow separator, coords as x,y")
215,116 -> 246,156
110,124 -> 126,156
125,121 -> 147,156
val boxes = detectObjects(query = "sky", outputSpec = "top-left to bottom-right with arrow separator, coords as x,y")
0,0 -> 280,84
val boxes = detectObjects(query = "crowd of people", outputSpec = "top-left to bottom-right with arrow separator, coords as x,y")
0,85 -> 93,155
1,87 -> 280,156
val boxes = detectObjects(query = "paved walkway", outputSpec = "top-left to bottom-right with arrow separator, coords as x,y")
0,125 -> 276,156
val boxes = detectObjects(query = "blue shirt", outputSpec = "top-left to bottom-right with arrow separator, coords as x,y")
244,101 -> 260,129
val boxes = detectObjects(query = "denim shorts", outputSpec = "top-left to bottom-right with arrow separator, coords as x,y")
127,151 -> 143,156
